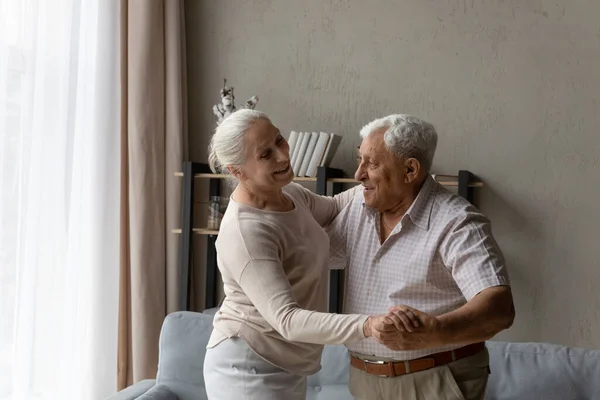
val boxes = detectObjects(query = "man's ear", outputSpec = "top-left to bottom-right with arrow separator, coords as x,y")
404,158 -> 421,183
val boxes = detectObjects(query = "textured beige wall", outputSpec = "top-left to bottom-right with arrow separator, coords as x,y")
185,0 -> 600,348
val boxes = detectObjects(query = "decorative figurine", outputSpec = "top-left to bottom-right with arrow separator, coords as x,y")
212,78 -> 259,124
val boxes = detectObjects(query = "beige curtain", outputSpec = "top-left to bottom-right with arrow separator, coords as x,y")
118,0 -> 188,389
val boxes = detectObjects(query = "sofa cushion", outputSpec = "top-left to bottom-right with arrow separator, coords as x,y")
485,341 -> 600,400
156,312 -> 214,400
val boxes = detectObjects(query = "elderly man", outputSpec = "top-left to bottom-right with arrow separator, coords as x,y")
328,114 -> 515,400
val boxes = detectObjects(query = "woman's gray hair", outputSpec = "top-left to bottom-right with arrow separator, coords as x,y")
208,109 -> 270,174
359,114 -> 438,172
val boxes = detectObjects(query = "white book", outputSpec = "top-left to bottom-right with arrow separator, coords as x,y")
287,131 -> 299,166
319,133 -> 342,167
290,132 -> 304,169
305,132 -> 331,177
293,132 -> 311,175
298,132 -> 319,177
287,130 -> 299,154
431,174 -> 457,182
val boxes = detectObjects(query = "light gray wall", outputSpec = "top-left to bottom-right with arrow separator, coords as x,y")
185,0 -> 600,348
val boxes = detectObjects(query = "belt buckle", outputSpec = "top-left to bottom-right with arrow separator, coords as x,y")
362,359 -> 391,377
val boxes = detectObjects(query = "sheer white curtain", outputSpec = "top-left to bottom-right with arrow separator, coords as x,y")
0,0 -> 120,399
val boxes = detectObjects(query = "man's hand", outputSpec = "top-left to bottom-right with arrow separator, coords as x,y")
370,286 -> 516,351
363,309 -> 421,338
370,306 -> 443,351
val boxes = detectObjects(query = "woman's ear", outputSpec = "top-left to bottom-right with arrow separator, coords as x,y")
226,165 -> 243,180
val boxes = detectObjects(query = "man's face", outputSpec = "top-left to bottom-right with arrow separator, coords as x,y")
236,118 -> 293,190
354,128 -> 408,212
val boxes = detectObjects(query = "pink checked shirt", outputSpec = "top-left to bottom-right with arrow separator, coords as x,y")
328,176 -> 510,360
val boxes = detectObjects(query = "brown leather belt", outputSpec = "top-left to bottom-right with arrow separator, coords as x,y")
350,342 -> 485,377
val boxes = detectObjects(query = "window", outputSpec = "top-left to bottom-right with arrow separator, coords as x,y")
1,1 -> 29,397
0,1 -> 121,398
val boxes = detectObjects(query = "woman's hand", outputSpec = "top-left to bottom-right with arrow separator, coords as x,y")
373,306 -> 443,351
363,310 -> 420,338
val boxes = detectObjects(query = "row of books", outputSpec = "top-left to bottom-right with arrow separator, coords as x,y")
287,131 -> 342,177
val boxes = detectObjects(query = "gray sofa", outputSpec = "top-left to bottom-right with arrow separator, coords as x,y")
107,311 -> 600,400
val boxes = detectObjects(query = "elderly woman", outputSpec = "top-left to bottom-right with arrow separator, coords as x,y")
203,110 -> 415,400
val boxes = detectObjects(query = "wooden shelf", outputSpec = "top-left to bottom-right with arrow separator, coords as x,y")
172,228 -> 219,235
326,178 -> 358,183
195,173 -> 228,179
293,176 -> 318,182
442,181 -> 483,188
174,172 -> 317,182
326,178 -> 483,188
174,171 -> 482,187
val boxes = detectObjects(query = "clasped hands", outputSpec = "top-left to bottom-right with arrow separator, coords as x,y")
363,306 -> 442,351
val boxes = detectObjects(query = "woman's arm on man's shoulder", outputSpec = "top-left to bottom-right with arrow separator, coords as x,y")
289,182 -> 362,227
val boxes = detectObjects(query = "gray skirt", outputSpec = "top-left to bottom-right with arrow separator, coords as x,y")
203,337 -> 307,400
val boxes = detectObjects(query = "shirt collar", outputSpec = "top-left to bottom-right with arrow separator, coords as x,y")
404,175 -> 437,230
360,175 -> 437,231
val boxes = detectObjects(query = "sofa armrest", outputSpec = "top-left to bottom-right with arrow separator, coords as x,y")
103,379 -> 156,400
137,384 -> 177,400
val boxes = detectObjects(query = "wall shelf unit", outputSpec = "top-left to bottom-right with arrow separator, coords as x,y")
174,161 -> 482,313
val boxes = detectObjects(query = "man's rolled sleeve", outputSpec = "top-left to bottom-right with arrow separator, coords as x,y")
441,211 -> 510,301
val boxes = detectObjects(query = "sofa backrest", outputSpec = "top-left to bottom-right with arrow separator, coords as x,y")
156,311 -> 355,400
485,341 -> 600,400
156,312 -> 600,400
156,311 -> 213,400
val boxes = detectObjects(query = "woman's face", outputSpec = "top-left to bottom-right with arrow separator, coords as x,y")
234,118 -> 293,191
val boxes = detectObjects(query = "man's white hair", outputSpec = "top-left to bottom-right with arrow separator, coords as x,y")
359,114 -> 438,172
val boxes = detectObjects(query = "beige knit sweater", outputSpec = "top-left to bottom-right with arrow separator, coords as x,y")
207,183 -> 368,375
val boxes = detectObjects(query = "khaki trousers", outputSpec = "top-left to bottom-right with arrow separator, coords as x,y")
349,348 -> 490,400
